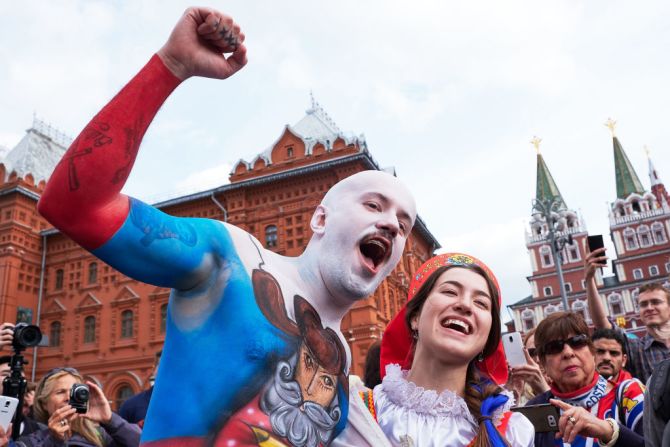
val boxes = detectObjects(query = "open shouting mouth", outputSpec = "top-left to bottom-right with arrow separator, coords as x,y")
441,318 -> 472,335
359,235 -> 391,273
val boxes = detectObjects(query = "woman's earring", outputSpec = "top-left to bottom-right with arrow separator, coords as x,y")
412,329 -> 419,340
477,352 -> 484,362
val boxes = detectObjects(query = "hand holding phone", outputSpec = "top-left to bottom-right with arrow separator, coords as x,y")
502,332 -> 527,368
511,404 -> 560,432
586,235 -> 607,266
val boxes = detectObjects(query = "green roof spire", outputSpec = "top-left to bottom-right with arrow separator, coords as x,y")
606,118 -> 645,199
532,136 -> 567,208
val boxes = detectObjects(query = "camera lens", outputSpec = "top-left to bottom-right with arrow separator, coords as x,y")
74,387 -> 89,402
13,323 -> 43,349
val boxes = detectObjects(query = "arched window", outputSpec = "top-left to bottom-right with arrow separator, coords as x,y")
632,289 -> 640,313
637,225 -> 652,248
160,304 -> 168,334
88,262 -> 98,284
115,385 -> 134,411
572,300 -> 588,321
521,309 -> 535,331
121,310 -> 134,338
608,293 -> 624,316
55,269 -> 64,290
652,222 -> 667,244
623,228 -> 638,251
50,321 -> 61,347
265,225 -> 278,248
545,304 -> 557,316
540,246 -> 553,268
567,242 -> 580,263
84,316 -> 96,343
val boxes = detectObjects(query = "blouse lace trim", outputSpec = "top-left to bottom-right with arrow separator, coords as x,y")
380,364 -> 515,425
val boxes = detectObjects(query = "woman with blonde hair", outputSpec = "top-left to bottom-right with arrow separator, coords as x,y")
16,367 -> 140,447
335,253 -> 534,447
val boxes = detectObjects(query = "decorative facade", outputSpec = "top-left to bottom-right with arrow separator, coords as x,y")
0,107 -> 439,409
510,124 -> 670,335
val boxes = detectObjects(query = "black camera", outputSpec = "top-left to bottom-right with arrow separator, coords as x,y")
69,384 -> 89,414
12,323 -> 42,351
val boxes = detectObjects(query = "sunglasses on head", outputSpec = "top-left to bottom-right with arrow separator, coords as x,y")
527,348 -> 538,359
43,367 -> 80,382
541,334 -> 589,356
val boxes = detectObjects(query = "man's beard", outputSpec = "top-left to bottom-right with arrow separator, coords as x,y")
261,356 -> 340,447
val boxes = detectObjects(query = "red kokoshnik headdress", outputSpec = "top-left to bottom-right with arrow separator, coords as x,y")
380,253 -> 509,385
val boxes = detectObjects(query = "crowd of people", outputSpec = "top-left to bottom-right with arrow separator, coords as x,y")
3,4 -> 670,446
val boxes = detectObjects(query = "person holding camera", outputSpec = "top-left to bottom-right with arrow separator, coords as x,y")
15,368 -> 140,447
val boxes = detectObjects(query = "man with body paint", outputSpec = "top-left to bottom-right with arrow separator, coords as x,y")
37,7 -> 417,447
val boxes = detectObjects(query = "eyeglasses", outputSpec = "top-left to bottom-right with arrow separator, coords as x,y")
541,334 -> 589,356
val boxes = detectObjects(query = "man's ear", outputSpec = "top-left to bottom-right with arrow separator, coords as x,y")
621,353 -> 627,368
310,205 -> 327,235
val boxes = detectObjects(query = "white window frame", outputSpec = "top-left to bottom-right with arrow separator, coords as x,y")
608,293 -> 624,316
521,309 -> 535,331
650,265 -> 660,276
543,286 -> 553,297
624,228 -> 638,251
652,222 -> 668,244
540,245 -> 554,268
638,225 -> 653,248
632,268 -> 643,280
564,282 -> 572,292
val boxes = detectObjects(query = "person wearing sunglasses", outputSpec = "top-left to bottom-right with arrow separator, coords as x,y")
13,367 -> 140,447
526,312 -> 645,447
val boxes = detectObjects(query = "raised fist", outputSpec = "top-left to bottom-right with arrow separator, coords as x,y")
158,7 -> 247,80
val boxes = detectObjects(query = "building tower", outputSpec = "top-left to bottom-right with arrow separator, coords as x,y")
511,138 -> 589,332
605,120 -> 670,329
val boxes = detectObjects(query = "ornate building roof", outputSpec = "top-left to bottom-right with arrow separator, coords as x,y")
0,117 -> 71,184
535,152 -> 567,209
612,136 -> 645,199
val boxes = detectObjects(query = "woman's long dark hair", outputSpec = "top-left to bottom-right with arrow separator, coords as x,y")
404,264 -> 509,447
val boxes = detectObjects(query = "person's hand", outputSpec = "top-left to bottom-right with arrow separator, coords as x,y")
509,348 -> 550,395
82,381 -> 112,424
584,247 -> 607,281
550,399 -> 614,444
47,405 -> 77,441
0,323 -> 14,351
157,7 -> 247,80
0,423 -> 11,446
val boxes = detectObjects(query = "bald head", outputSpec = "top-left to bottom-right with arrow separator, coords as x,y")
306,170 -> 417,303
321,171 -> 416,223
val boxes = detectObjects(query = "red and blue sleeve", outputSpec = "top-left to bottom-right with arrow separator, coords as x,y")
38,54 -> 182,250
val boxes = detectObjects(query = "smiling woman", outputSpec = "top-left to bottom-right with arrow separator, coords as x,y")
526,312 -> 645,447
334,253 -> 535,447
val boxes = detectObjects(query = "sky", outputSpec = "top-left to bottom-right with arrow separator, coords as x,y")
2,0 -> 670,323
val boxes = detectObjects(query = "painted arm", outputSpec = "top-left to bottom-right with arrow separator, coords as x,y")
37,8 -> 247,287
584,247 -> 612,329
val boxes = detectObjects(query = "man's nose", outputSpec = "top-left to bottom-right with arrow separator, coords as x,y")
375,212 -> 399,238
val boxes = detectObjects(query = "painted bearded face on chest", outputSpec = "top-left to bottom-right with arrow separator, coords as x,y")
312,171 -> 416,302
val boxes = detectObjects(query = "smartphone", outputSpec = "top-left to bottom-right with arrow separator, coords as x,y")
0,396 -> 18,431
502,332 -> 527,367
587,235 -> 607,266
511,404 -> 560,432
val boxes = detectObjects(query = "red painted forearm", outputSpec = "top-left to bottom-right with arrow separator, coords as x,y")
38,54 -> 182,250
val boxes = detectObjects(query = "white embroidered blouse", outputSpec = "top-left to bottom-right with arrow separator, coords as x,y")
333,364 -> 535,447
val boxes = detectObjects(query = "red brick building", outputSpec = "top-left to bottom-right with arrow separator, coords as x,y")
510,125 -> 670,336
0,103 -> 438,408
